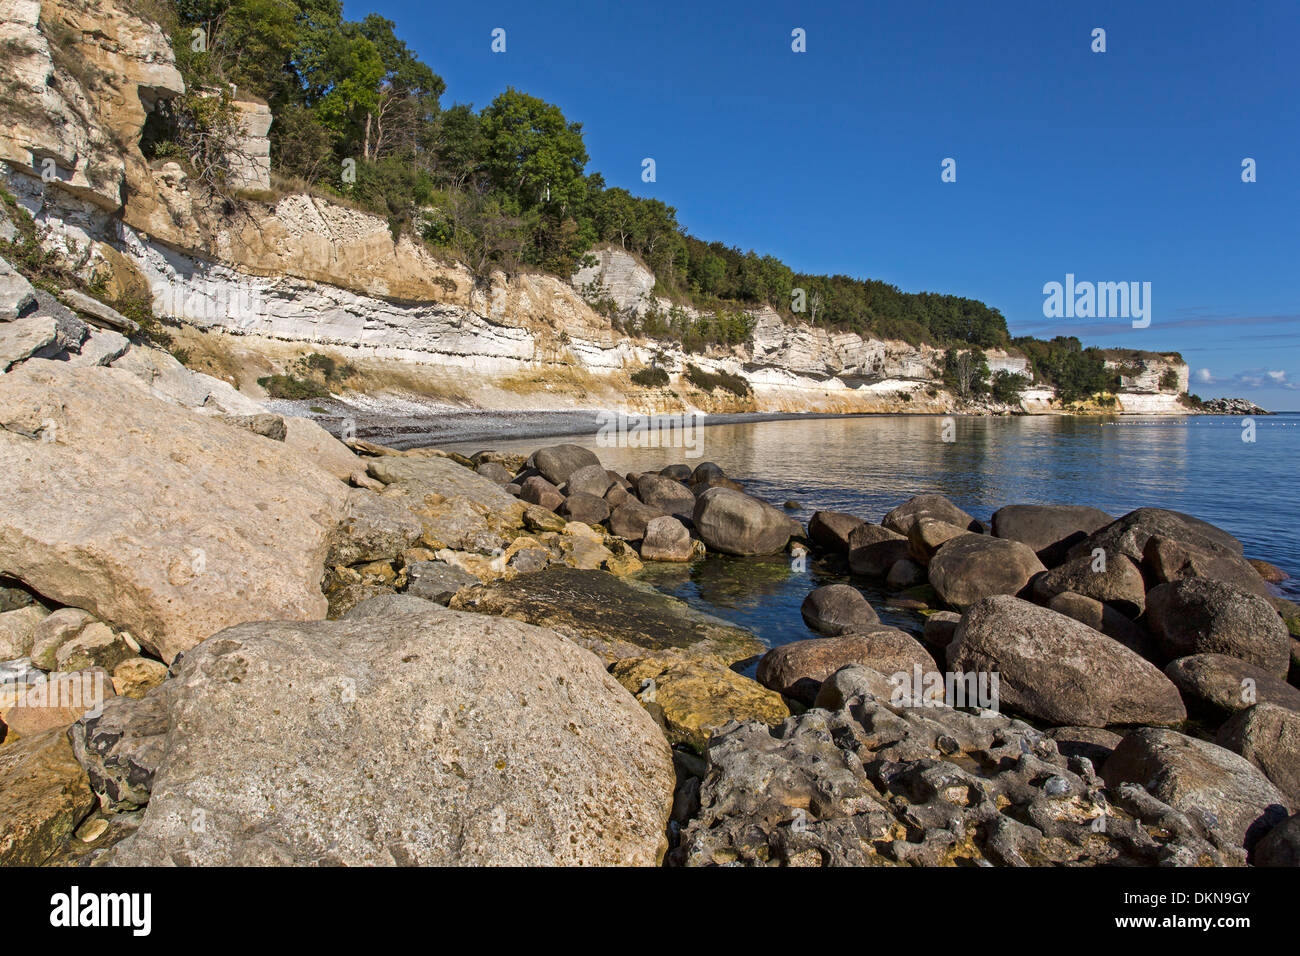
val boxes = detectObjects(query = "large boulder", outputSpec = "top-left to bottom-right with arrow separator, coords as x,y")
533,444 -> 601,486
517,475 -> 565,512
635,474 -> 696,520
558,492 -> 610,526
609,498 -> 668,542
639,516 -> 693,563
756,626 -> 937,705
1070,507 -> 1244,563
364,457 -> 523,555
1143,535 -> 1270,597
928,535 -> 1045,610
106,599 -> 674,865
882,494 -> 977,536
1146,579 -> 1291,676
1071,508 -> 1265,595
1165,654 -> 1300,721
1046,592 -> 1158,659
692,487 -> 791,556
1254,813 -> 1300,866
450,567 -> 764,665
808,511 -> 865,554
800,584 -> 879,636
1033,553 -> 1147,618
326,488 -> 424,566
847,524 -> 909,578
1102,728 -> 1292,851
0,728 -> 96,866
1217,704 -> 1300,805
282,416 -> 360,481
948,596 -> 1186,728
564,463 -> 613,498
0,363 -> 349,662
906,519 -> 970,565
991,504 -> 1113,566
366,454 -> 519,512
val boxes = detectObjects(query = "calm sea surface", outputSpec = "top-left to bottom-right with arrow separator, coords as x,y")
443,414 -> 1300,654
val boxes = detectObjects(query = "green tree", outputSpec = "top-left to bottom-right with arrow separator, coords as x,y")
481,89 -> 589,213
991,370 -> 1029,404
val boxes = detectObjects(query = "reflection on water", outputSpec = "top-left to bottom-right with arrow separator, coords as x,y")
445,413 -> 1300,650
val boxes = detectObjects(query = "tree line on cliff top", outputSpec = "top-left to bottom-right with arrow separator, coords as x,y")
132,0 -> 1126,396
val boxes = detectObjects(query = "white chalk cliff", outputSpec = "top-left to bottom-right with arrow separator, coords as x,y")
0,0 -> 1190,415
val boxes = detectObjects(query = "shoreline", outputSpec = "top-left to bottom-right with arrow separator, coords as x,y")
268,397 -> 1281,450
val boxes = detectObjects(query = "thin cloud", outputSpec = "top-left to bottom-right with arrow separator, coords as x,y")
1195,367 -> 1300,392
1014,312 -> 1300,339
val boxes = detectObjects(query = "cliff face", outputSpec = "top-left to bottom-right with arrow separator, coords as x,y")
0,0 -> 1191,416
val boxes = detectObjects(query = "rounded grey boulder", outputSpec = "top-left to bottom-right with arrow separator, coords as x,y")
105,601 -> 674,866
692,487 -> 791,556
635,474 -> 696,519
846,523 -> 909,578
800,584 -> 879,636
1146,579 -> 1291,677
639,515 -> 693,562
533,444 -> 602,486
1033,553 -> 1147,618
1164,653 -> 1300,721
991,503 -> 1114,566
808,511 -> 865,554
1102,728 -> 1291,851
559,492 -> 611,526
757,625 -> 937,705
948,595 -> 1187,728
929,535 -> 1045,609
1217,703 -> 1300,806
563,463 -> 614,498
882,494 -> 976,537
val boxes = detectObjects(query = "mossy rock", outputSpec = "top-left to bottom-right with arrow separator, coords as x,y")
451,566 -> 764,665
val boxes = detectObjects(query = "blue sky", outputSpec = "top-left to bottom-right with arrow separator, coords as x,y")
345,0 -> 1299,407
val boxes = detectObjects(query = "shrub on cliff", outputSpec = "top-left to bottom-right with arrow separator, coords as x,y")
257,374 -> 328,400
684,364 -> 750,398
630,367 -> 669,388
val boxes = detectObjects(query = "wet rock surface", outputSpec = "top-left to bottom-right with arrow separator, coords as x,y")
451,566 -> 764,665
